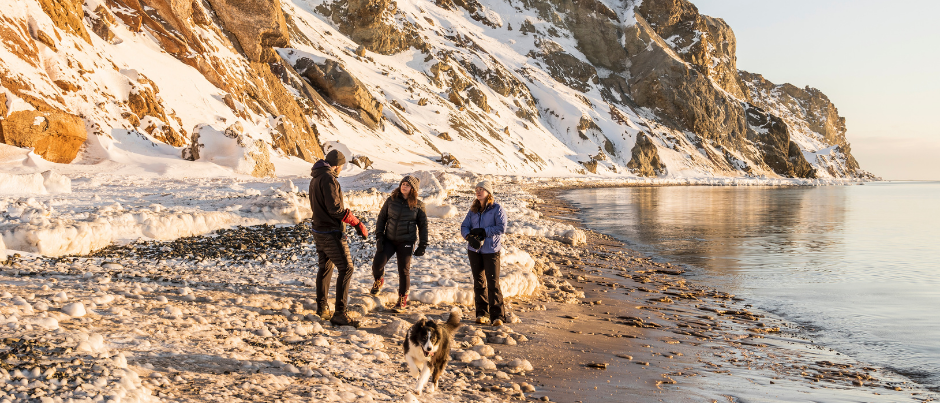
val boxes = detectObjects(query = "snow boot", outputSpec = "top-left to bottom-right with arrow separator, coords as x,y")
330,311 -> 360,328
393,294 -> 408,311
370,278 -> 384,296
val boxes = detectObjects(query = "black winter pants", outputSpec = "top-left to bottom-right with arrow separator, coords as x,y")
313,231 -> 355,313
372,239 -> 414,295
468,250 -> 504,321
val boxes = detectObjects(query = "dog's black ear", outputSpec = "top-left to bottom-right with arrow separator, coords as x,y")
415,318 -> 426,327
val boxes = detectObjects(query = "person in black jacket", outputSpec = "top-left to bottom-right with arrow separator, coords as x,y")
369,175 -> 429,311
308,150 -> 368,328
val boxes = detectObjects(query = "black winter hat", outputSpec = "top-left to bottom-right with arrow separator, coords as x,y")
401,175 -> 420,191
325,149 -> 346,167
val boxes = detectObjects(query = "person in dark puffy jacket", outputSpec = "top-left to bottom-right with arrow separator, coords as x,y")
460,180 -> 508,326
308,149 -> 368,328
369,175 -> 429,311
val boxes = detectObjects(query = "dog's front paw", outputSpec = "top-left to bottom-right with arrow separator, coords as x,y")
427,384 -> 436,394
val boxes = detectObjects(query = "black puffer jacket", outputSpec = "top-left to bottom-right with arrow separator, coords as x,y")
376,194 -> 428,246
308,160 -> 346,232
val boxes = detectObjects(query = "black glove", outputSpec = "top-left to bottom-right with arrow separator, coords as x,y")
413,244 -> 427,256
375,235 -> 385,254
467,235 -> 483,249
469,228 -> 486,238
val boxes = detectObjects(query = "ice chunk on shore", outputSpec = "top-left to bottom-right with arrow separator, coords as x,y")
379,318 -> 410,337
505,358 -> 534,373
62,302 -> 87,317
471,357 -> 496,370
29,316 -> 59,330
41,170 -> 71,193
76,333 -> 106,353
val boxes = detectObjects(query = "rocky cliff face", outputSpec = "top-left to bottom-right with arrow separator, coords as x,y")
0,0 -> 871,179
0,0 -> 322,174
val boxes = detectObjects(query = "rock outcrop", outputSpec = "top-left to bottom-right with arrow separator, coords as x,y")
636,0 -> 748,100
127,74 -> 185,147
627,133 -> 666,177
293,57 -> 383,129
534,40 -> 598,93
741,71 -> 861,177
321,0 -> 423,55
37,0 -> 91,44
0,110 -> 87,163
205,0 -> 289,62
746,106 -> 815,178
624,13 -> 747,149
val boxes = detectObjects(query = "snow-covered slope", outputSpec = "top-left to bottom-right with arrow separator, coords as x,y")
0,0 -> 873,180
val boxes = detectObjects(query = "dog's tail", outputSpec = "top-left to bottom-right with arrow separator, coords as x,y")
445,308 -> 462,333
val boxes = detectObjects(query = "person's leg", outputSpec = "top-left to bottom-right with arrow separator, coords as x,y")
314,233 -> 335,312
468,250 -> 488,319
395,242 -> 414,296
319,232 -> 355,314
372,238 -> 396,279
484,252 -> 504,322
331,234 -> 356,314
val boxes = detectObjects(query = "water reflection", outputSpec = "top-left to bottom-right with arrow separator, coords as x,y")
569,186 -> 848,291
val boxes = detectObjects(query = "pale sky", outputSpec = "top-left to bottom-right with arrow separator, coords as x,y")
690,0 -> 940,180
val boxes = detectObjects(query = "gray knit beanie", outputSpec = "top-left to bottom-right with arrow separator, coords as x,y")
475,180 -> 494,196
401,175 -> 420,191
325,149 -> 346,167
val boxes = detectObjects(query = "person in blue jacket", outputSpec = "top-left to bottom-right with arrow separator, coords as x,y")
460,180 -> 508,326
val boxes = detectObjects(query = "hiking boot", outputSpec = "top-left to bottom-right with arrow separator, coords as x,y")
316,306 -> 332,320
491,319 -> 504,327
369,278 -> 384,296
330,311 -> 360,328
475,316 -> 489,325
394,294 -> 408,310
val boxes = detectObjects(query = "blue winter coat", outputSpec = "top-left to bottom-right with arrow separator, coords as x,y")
460,203 -> 507,254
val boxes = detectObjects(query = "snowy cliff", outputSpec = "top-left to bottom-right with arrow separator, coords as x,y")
0,0 -> 873,179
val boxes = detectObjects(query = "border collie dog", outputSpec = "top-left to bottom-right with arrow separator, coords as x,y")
403,309 -> 462,395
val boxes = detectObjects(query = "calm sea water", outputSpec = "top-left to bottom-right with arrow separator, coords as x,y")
563,182 -> 940,392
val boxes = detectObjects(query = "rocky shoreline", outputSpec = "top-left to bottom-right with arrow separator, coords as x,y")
0,180 -> 934,403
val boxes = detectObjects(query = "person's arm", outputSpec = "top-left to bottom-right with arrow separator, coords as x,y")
375,198 -> 390,239
484,204 -> 507,237
331,179 -> 368,238
460,211 -> 473,239
324,178 -> 346,221
416,204 -> 429,247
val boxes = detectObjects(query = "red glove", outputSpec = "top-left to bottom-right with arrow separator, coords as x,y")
342,209 -> 369,238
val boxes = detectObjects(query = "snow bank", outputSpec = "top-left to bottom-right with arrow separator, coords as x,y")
0,170 -> 71,194
344,189 -> 389,212
505,204 -> 586,245
0,172 -> 47,194
0,190 -> 316,257
195,124 -> 273,177
408,170 -> 462,218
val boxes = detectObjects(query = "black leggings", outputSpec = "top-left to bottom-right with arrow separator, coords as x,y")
468,250 -> 504,321
313,231 -> 355,313
372,239 -> 414,295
